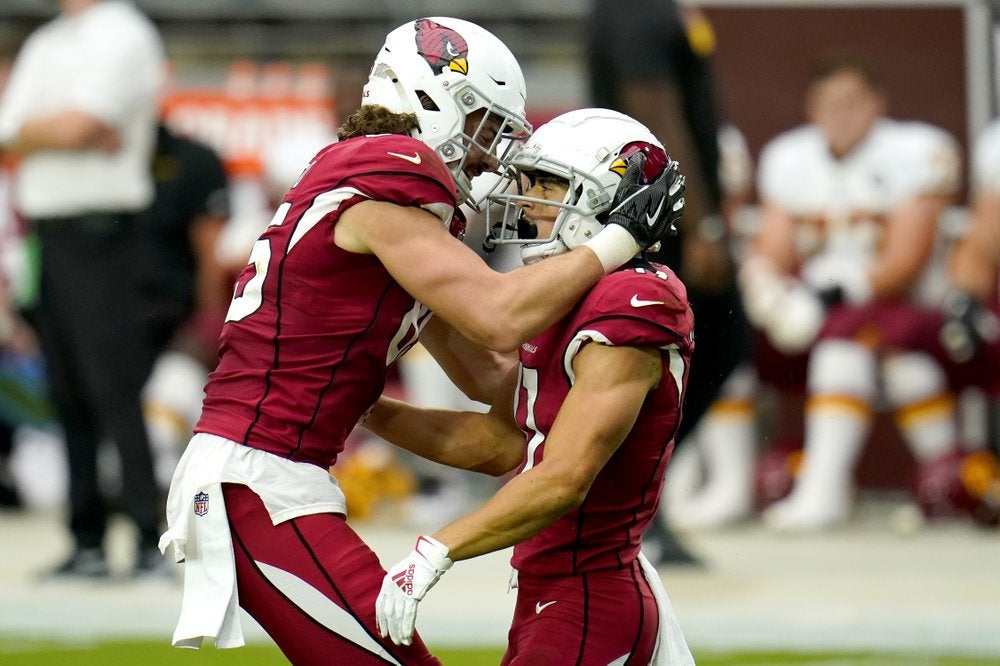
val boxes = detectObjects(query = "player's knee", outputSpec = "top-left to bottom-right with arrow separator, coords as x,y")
718,364 -> 757,402
882,352 -> 947,408
806,339 -> 876,400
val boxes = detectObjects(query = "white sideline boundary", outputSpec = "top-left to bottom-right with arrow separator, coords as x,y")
1,500 -> 998,658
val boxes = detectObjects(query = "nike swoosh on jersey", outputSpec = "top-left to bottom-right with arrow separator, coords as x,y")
387,151 -> 422,165
535,600 -> 557,614
631,294 -> 665,308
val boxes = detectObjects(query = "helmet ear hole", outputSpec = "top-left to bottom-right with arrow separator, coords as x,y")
416,91 -> 439,111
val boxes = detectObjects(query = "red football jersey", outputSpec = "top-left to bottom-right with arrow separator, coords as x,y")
510,261 -> 695,576
196,133 -> 460,467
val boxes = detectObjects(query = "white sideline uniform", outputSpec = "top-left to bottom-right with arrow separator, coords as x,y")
757,118 -> 961,307
973,118 -> 1000,194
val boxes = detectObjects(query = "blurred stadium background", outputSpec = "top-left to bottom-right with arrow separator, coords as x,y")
1,0 -> 999,663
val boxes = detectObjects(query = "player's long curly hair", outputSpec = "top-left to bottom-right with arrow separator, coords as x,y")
337,105 -> 419,141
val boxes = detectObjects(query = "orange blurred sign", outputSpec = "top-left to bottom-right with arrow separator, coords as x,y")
161,60 -> 337,179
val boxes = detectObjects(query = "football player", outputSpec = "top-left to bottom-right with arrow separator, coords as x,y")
738,54 -> 966,532
159,18 -> 685,665
365,109 -> 694,664
925,117 -> 1000,526
939,117 -> 1000,380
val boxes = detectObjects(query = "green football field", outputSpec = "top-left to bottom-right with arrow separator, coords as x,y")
1,638 -> 997,665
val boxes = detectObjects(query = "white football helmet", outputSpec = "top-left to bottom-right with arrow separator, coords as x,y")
486,108 -> 669,264
362,17 -> 531,210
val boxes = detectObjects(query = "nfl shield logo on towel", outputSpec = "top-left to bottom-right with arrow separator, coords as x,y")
193,491 -> 209,516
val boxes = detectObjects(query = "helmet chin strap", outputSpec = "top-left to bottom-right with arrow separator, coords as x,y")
517,218 -> 537,239
519,212 -> 612,265
559,212 -> 607,251
520,238 -> 568,265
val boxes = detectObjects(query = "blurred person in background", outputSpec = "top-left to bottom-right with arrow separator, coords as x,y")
0,33 -> 34,510
366,108 -> 692,664
0,151 -> 50,510
139,122 -> 231,490
739,54 -> 965,532
0,0 -> 166,578
937,117 -> 1000,389
664,122 -> 761,532
926,116 -> 1000,527
158,17 -> 682,663
0,145 -> 51,509
587,0 -> 750,564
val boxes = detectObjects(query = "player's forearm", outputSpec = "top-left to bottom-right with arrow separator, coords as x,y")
419,317 -> 516,403
433,465 -> 585,562
481,248 -> 604,351
5,111 -> 118,155
950,194 -> 1000,301
751,204 -> 801,276
950,236 -> 998,301
365,201 -> 603,352
190,218 -> 231,312
869,198 -> 942,298
364,397 -> 517,475
867,254 -> 926,300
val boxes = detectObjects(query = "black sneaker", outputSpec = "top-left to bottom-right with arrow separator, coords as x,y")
0,482 -> 22,509
46,547 -> 111,580
642,520 -> 702,568
133,546 -> 176,581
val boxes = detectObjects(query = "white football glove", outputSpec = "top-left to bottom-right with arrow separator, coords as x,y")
376,535 -> 452,646
738,257 -> 825,354
765,280 -> 825,354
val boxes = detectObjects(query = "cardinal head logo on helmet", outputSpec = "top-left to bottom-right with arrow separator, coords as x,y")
415,18 -> 469,75
609,141 -> 669,185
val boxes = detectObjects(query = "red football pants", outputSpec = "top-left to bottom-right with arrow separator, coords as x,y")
502,560 -> 658,665
222,483 -> 440,665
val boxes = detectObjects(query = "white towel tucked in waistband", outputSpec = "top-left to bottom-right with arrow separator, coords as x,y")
159,433 -> 347,649
639,552 -> 695,665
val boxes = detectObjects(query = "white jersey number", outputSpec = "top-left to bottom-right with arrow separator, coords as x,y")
516,366 -> 546,473
225,202 -> 291,323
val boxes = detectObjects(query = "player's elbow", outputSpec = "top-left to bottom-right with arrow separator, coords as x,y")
60,111 -> 116,151
545,470 -> 592,512
452,283 -> 546,352
458,306 -> 526,353
469,452 -> 520,477
481,329 -> 523,354
467,433 -> 524,477
485,306 -> 542,353
550,483 -> 588,515
455,327 -> 519,354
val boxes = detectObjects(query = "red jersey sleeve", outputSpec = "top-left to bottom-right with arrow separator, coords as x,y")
571,262 -> 694,353
290,134 -> 462,233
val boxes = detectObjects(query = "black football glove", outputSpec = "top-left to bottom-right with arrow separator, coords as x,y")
606,153 -> 685,251
939,290 -> 1000,363
815,285 -> 845,309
